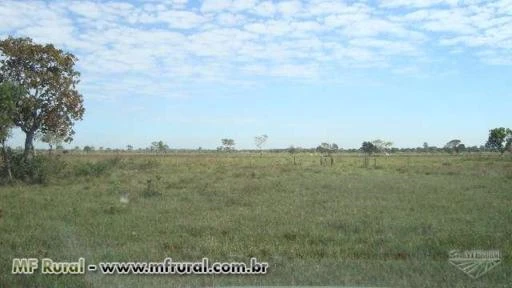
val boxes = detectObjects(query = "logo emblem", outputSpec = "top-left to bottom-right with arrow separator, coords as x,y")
449,250 -> 501,279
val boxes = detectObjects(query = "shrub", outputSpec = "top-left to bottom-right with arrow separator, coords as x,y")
71,157 -> 125,178
74,161 -> 108,177
142,175 -> 162,198
3,152 -> 65,184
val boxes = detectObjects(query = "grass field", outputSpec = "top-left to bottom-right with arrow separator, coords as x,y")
0,153 -> 511,287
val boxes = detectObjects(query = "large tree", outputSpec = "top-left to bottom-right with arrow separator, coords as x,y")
0,36 -> 85,160
486,127 -> 512,154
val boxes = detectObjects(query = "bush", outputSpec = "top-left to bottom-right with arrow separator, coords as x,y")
142,175 -> 162,198
73,161 -> 109,177
73,157 -> 124,177
3,152 -> 65,184
0,153 -> 125,184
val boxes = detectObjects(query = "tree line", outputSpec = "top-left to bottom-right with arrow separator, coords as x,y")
1,36 -> 511,182
68,131 -> 511,156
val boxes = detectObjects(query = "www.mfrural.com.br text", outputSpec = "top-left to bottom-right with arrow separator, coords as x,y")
12,257 -> 268,275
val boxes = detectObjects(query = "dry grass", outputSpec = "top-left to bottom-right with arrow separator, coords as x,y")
0,152 -> 511,287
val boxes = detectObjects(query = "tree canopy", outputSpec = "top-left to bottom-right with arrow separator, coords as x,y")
371,139 -> 393,153
254,134 -> 268,150
486,127 -> 512,154
221,138 -> 235,151
0,82 -> 21,142
0,36 -> 85,159
361,141 -> 378,155
316,143 -> 338,154
151,141 -> 169,153
444,139 -> 465,154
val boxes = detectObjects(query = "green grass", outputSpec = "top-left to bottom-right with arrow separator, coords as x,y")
1,153 -> 511,287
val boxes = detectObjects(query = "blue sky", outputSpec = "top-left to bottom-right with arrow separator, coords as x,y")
1,0 -> 511,149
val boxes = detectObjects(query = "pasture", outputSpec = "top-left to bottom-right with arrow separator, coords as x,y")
0,153 -> 511,287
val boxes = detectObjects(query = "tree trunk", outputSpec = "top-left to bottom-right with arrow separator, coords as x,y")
1,139 -> 12,182
23,131 -> 35,161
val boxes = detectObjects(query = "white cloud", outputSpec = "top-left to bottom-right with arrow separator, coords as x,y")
0,0 -> 511,102
201,0 -> 258,13
306,0 -> 353,15
67,1 -> 102,18
277,1 -> 303,17
245,21 -> 294,36
242,63 -> 319,78
252,1 -> 276,17
201,0 -> 232,12
349,38 -> 418,55
216,13 -> 247,26
157,10 -> 207,29
380,0 -> 460,8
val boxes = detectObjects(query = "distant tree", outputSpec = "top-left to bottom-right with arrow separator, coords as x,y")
0,37 -> 85,161
316,143 -> 338,166
254,134 -> 268,156
361,141 -> 378,155
151,141 -> 169,153
316,143 -> 339,154
221,138 -> 235,151
423,142 -> 429,152
457,143 -> 466,153
41,131 -> 65,155
83,146 -> 94,153
316,143 -> 329,154
288,145 -> 298,165
126,145 -> 133,151
372,139 -> 393,154
467,145 -> 479,153
485,127 -> 512,154
444,139 -> 464,154
360,141 -> 378,168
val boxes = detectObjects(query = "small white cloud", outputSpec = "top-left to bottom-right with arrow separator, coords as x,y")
68,1 -> 102,19
217,13 -> 246,26
158,10 -> 207,29
380,0 -> 459,8
277,1 -> 303,17
201,0 -> 232,12
252,1 -> 276,17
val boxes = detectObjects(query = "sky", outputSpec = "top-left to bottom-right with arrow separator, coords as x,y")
0,0 -> 511,150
